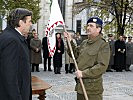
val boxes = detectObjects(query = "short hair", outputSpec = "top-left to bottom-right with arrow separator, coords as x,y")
8,8 -> 32,28
56,33 -> 61,36
96,24 -> 102,34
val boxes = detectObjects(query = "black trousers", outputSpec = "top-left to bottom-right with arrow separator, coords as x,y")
44,57 -> 51,71
32,63 -> 39,72
65,63 -> 75,73
54,66 -> 61,74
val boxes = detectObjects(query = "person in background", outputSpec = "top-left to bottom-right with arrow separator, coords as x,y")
64,37 -> 70,74
65,33 -> 77,74
114,35 -> 126,72
0,8 -> 32,100
30,32 -> 42,72
42,36 -> 52,71
64,16 -> 110,100
26,29 -> 35,49
123,35 -> 127,43
53,33 -> 64,74
106,34 -> 115,72
125,36 -> 133,71
75,32 -> 82,46
123,35 -> 127,70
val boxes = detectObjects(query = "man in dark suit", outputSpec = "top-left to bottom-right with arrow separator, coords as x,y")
42,37 -> 52,71
0,8 -> 32,100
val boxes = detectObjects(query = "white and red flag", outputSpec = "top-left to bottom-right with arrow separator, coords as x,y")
45,0 -> 65,57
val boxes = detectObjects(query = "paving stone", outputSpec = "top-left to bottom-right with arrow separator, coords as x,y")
32,63 -> 133,100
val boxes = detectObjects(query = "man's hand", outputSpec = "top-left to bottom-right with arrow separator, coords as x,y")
118,48 -> 121,52
63,32 -> 72,41
58,50 -> 61,53
36,48 -> 39,52
75,70 -> 83,79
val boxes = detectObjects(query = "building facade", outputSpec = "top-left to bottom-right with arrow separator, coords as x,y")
36,0 -> 88,39
1,0 -> 88,38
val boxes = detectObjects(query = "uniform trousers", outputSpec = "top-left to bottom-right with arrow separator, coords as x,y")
77,93 -> 102,100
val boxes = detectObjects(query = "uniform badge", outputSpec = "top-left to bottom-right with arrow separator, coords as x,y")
93,18 -> 97,22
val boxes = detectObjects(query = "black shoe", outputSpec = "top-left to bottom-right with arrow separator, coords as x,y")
106,70 -> 113,72
36,70 -> 40,72
65,72 -> 68,74
69,70 -> 73,74
44,69 -> 46,71
125,69 -> 131,71
48,69 -> 52,71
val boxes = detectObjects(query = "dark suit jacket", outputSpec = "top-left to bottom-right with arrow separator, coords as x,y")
42,37 -> 49,58
0,26 -> 31,100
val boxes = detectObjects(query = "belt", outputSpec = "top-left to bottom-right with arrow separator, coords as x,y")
75,77 -> 102,83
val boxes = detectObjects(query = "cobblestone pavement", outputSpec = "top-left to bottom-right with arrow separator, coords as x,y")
32,63 -> 133,100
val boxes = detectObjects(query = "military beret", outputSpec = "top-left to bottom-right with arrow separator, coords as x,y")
87,17 -> 103,26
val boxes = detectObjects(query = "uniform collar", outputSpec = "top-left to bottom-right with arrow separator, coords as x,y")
87,34 -> 102,44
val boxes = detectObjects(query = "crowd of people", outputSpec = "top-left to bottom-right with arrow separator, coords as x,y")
26,28 -> 82,74
0,7 -> 132,100
27,27 -> 133,74
107,34 -> 133,72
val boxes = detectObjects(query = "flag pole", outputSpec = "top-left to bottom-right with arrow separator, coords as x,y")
63,26 -> 89,100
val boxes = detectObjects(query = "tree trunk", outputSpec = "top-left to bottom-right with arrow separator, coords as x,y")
117,25 -> 124,36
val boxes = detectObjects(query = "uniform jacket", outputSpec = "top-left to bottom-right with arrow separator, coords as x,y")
108,39 -> 115,66
68,34 -> 110,94
126,42 -> 133,65
0,26 -> 31,100
30,38 -> 42,64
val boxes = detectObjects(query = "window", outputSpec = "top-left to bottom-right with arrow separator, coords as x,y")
76,20 -> 81,34
58,0 -> 66,21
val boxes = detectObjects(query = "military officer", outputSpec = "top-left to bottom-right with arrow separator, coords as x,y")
107,34 -> 115,72
125,36 -> 133,71
64,16 -> 110,100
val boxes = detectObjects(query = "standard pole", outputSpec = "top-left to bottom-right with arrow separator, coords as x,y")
63,26 -> 89,100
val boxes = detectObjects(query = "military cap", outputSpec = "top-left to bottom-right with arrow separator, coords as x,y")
87,16 -> 103,26
128,35 -> 132,39
108,34 -> 113,37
